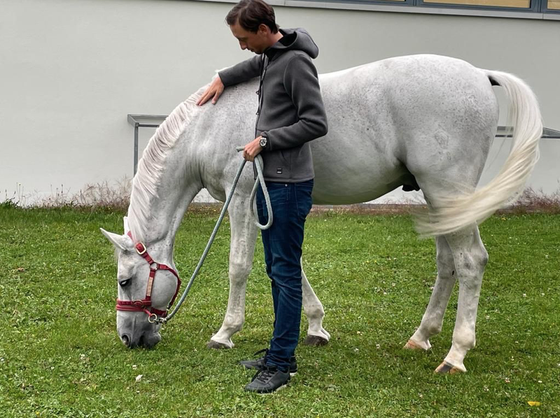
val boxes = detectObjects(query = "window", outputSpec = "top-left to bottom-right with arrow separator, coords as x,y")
423,0 -> 530,7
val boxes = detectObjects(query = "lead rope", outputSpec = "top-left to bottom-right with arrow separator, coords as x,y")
162,147 -> 272,323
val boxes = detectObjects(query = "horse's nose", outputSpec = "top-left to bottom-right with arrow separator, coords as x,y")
121,334 -> 131,347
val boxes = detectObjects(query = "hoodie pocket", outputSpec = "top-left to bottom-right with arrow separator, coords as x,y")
278,149 -> 290,166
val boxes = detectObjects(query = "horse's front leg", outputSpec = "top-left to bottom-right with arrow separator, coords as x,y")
207,197 -> 258,349
301,263 -> 330,346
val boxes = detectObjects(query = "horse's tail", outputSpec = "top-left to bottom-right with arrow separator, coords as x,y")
417,69 -> 543,237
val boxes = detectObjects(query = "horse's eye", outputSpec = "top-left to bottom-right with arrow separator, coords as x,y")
119,279 -> 130,288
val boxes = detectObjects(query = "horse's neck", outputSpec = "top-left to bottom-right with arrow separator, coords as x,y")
127,143 -> 201,258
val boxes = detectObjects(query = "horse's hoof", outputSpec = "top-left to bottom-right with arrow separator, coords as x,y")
404,340 -> 424,350
206,340 -> 232,350
435,362 -> 463,374
304,335 -> 329,347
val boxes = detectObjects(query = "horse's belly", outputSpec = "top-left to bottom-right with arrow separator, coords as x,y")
311,140 -> 406,205
312,169 -> 406,204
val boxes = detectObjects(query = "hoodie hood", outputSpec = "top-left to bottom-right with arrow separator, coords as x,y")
265,28 -> 319,60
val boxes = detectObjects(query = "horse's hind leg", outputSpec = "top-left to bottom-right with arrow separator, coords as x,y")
405,236 -> 456,351
301,262 -> 330,346
404,176 -> 488,372
434,227 -> 488,373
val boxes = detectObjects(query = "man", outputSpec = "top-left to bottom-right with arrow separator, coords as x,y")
197,0 -> 328,393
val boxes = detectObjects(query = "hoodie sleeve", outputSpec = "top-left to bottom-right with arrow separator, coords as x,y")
266,53 -> 328,150
218,55 -> 262,87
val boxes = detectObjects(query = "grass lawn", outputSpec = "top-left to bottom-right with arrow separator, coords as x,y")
0,205 -> 558,417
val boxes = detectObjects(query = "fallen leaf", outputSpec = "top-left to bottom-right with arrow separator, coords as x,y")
528,401 -> 541,407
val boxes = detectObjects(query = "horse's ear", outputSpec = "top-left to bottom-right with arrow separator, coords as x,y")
123,216 -> 130,235
100,228 -> 131,252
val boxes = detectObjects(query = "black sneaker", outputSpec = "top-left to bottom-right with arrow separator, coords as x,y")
244,366 -> 290,393
239,349 -> 298,375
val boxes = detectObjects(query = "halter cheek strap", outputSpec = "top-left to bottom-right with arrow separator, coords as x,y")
115,235 -> 182,322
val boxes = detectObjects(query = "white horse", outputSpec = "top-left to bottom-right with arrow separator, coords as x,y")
101,54 -> 541,374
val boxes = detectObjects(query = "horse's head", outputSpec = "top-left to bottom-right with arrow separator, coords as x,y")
100,218 -> 180,349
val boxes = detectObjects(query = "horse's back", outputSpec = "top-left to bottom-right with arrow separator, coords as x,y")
311,55 -> 499,204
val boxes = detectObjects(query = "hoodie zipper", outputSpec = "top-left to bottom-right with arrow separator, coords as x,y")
255,54 -> 269,137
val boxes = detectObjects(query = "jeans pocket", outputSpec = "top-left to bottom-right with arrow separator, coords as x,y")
296,180 -> 314,219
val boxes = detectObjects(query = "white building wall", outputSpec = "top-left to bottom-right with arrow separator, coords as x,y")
1,0 -> 559,204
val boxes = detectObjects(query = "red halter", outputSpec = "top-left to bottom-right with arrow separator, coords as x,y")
115,234 -> 182,323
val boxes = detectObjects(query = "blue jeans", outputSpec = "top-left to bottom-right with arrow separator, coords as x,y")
256,179 -> 314,372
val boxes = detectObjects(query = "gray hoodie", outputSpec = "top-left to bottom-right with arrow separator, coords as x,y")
219,28 -> 328,182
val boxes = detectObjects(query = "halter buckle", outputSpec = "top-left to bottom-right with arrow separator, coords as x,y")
136,243 -> 147,255
147,313 -> 159,324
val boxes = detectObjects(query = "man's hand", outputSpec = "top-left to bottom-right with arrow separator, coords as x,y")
243,137 -> 264,162
196,76 -> 225,106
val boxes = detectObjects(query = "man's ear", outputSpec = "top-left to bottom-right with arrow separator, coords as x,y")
100,228 -> 132,252
258,23 -> 269,35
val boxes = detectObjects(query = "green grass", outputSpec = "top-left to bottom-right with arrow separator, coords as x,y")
0,205 -> 558,417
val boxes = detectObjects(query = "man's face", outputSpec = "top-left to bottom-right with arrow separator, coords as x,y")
229,22 -> 269,54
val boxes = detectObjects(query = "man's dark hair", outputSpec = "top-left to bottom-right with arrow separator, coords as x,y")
226,0 -> 279,34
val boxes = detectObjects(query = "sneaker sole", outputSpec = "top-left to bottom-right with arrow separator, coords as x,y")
250,382 -> 290,395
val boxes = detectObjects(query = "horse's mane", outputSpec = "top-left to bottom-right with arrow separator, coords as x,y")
127,84 -> 208,242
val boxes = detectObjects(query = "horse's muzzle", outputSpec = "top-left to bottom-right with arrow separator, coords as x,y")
120,332 -> 161,349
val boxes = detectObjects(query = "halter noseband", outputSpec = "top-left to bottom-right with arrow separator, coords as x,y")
115,234 -> 181,323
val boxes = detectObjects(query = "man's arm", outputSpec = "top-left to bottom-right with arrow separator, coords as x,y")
197,55 -> 262,106
265,54 -> 328,150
